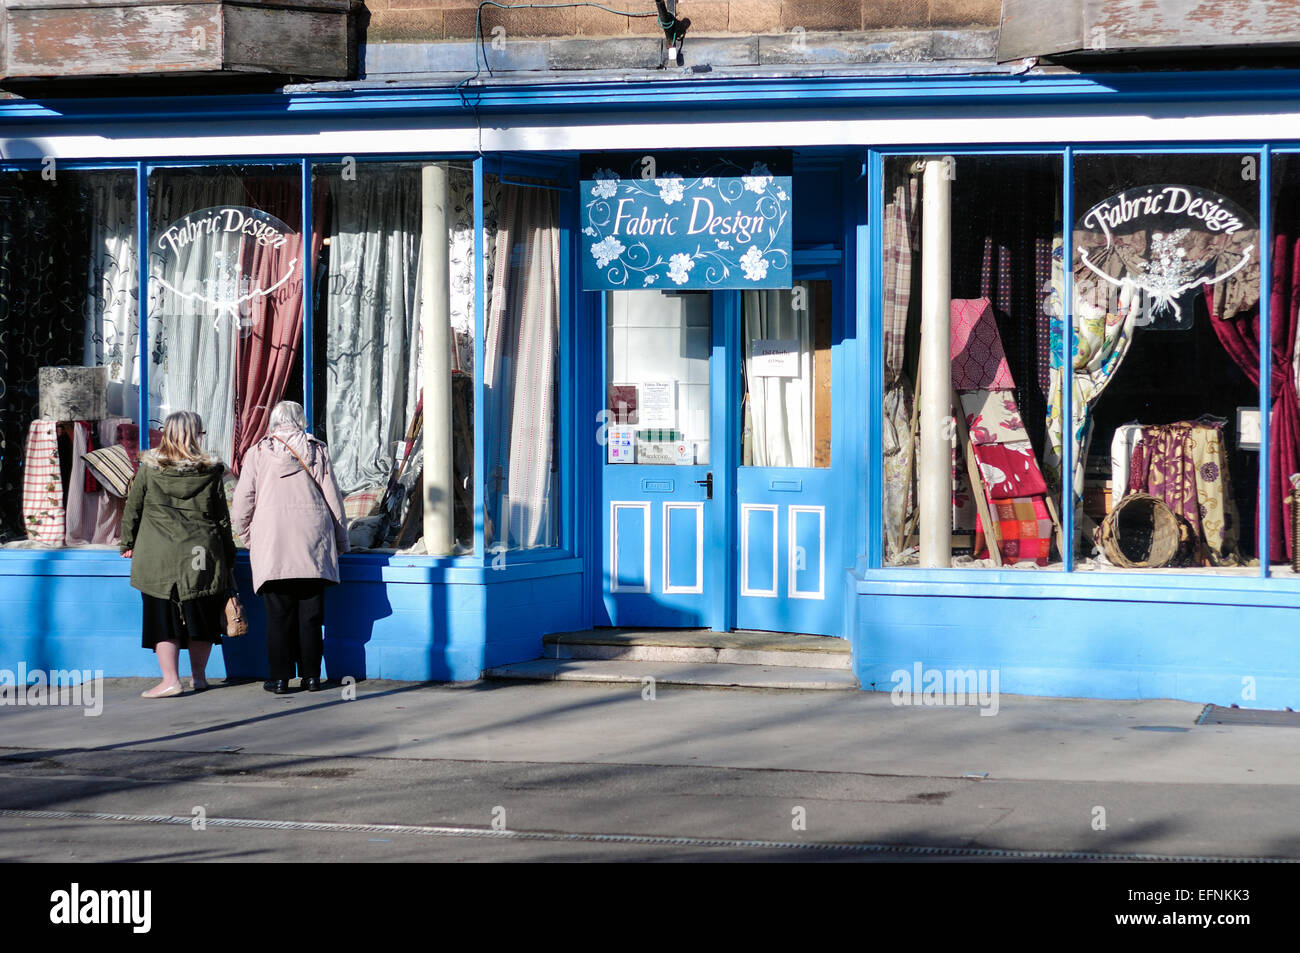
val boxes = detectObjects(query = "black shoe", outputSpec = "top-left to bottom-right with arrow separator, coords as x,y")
263,679 -> 291,694
301,677 -> 321,693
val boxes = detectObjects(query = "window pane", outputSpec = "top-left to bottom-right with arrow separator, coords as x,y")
1272,154 -> 1300,575
313,160 -> 476,553
1071,154 -> 1260,572
485,177 -> 561,551
605,289 -> 710,466
881,155 -> 1063,568
146,165 -> 302,474
742,281 -> 831,468
1,169 -> 139,549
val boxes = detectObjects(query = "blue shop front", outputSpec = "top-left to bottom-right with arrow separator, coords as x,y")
3,69 -> 1300,709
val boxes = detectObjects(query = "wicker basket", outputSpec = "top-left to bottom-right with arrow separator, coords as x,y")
1097,493 -> 1197,568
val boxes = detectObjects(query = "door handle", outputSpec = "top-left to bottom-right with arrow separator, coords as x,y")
695,472 -> 713,500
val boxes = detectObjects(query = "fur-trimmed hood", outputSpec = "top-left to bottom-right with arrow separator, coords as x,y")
138,448 -> 225,473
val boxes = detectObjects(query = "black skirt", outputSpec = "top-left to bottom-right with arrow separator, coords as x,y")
141,592 -> 225,650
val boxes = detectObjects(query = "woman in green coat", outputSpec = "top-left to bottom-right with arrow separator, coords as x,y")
120,411 -> 236,698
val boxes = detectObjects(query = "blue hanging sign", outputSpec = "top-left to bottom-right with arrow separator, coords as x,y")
580,151 -> 792,291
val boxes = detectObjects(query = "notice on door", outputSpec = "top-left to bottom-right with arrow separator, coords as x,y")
639,381 -> 677,428
751,339 -> 800,377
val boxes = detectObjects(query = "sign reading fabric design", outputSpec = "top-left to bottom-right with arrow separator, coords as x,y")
153,206 -> 300,329
1075,185 -> 1257,328
581,152 -> 792,291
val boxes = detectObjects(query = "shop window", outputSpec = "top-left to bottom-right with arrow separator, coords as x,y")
1270,154 -> 1300,574
605,290 -> 711,466
484,176 -> 561,552
0,169 -> 139,549
312,160 -> 476,553
1070,154 -> 1260,573
880,155 -> 1063,568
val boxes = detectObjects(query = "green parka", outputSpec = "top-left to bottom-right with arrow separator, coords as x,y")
119,451 -> 237,601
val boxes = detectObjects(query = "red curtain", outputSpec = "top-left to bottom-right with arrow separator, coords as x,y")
1207,190 -> 1300,563
232,178 -> 326,473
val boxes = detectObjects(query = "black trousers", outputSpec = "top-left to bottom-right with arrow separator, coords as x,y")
261,578 -> 327,681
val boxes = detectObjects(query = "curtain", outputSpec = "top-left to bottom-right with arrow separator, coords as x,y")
233,179 -> 323,473
1208,204 -> 1297,563
881,167 -> 920,561
485,183 -> 560,550
147,173 -> 245,464
1043,236 -> 1140,499
323,168 -> 423,496
82,174 -> 138,422
742,289 -> 812,468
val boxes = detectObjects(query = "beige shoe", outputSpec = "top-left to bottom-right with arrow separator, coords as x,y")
141,684 -> 182,699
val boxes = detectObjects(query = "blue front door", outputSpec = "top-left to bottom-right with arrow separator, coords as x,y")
598,276 -> 847,636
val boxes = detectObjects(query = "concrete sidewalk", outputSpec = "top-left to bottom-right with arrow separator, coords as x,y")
2,677 -> 1299,860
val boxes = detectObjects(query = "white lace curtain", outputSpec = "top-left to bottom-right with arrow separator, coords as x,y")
743,289 -> 813,468
147,173 -> 245,463
82,173 -> 139,422
484,183 -> 560,550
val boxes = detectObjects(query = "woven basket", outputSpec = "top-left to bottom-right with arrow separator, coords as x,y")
1097,493 -> 1196,568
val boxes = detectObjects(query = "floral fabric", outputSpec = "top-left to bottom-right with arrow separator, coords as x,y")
973,441 -> 1048,500
960,388 -> 1029,446
1043,236 -> 1139,497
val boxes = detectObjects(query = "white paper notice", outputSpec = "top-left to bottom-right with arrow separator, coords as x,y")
751,339 -> 799,377
639,381 -> 677,428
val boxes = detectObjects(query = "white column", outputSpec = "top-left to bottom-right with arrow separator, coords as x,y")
918,158 -> 953,568
422,163 -> 455,555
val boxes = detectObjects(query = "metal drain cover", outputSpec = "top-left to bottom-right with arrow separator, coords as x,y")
1197,704 -> 1300,727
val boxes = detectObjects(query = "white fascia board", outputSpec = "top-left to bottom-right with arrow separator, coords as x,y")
4,100 -> 1298,161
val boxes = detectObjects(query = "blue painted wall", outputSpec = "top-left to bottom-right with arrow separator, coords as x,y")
0,552 -> 583,682
848,567 -> 1300,708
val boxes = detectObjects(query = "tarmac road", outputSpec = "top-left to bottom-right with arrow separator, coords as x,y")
1,678 -> 1298,862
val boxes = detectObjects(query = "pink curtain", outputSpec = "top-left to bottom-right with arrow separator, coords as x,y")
1207,190 -> 1300,563
232,179 -> 326,473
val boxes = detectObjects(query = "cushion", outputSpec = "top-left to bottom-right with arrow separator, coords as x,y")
345,488 -> 386,522
81,445 -> 136,498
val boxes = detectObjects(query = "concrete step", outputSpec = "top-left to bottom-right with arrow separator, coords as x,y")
483,658 -> 860,691
540,629 -> 853,671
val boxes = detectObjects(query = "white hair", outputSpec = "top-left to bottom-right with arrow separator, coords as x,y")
268,400 -> 307,432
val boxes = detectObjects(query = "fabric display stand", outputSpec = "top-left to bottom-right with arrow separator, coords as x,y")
951,298 -> 1061,566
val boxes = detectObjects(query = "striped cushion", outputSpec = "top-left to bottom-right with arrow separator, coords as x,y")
81,445 -> 136,498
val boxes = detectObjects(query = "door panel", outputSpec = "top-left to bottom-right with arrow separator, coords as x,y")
734,278 -> 843,635
600,290 -> 716,628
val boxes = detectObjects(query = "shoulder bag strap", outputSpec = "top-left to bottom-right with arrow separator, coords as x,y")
272,434 -> 327,503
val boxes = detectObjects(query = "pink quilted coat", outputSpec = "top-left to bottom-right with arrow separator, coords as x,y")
231,428 -> 350,593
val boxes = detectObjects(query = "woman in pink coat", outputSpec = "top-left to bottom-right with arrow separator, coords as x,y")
232,400 -> 349,694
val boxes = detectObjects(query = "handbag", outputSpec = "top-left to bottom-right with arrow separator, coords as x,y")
222,572 -> 248,638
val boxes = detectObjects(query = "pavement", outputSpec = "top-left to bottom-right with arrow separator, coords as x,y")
2,675 -> 1299,862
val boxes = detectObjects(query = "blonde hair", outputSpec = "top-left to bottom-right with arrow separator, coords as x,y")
154,411 -> 211,468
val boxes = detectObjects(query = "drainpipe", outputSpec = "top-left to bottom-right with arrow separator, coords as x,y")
918,158 -> 953,568
422,163 -> 455,555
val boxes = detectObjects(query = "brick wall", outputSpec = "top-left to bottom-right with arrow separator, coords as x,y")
366,0 -> 1001,43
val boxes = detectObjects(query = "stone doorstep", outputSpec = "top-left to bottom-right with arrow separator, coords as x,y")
541,629 -> 850,671
483,658 -> 861,691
